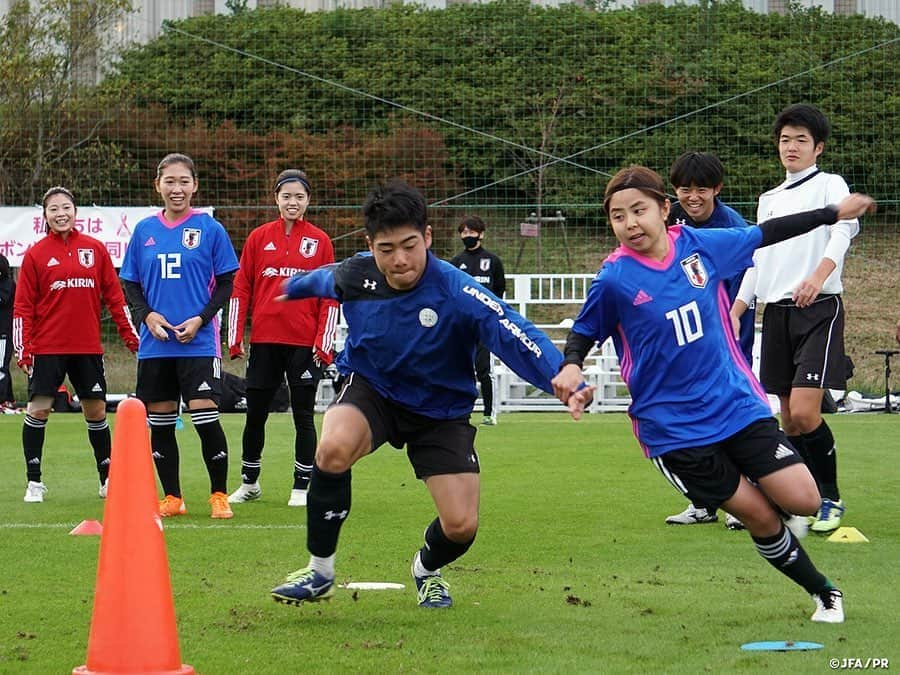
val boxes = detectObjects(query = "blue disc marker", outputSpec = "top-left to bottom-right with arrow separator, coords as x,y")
741,641 -> 824,651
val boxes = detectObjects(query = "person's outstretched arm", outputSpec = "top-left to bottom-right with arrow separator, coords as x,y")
757,193 -> 874,247
282,263 -> 342,302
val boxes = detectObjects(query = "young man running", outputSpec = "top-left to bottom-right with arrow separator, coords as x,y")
270,179 -> 587,608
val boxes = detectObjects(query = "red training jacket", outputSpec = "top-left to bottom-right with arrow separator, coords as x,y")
13,229 -> 139,367
228,218 -> 339,361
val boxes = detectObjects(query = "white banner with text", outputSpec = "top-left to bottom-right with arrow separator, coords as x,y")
0,206 -> 214,267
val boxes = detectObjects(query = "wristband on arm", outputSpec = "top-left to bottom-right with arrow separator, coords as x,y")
563,331 -> 596,369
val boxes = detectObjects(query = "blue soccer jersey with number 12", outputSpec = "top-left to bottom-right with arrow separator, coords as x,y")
571,224 -> 772,457
119,209 -> 239,359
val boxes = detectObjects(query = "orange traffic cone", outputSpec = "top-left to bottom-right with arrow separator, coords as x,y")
73,397 -> 194,675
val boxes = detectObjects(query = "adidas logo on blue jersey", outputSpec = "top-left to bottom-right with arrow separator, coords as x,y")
632,289 -> 653,306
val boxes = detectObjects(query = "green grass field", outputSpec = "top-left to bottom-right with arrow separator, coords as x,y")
1,412 -> 897,673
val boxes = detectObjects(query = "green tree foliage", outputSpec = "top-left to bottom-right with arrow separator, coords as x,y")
4,0 -> 899,234
0,0 -> 134,204
107,0 -> 900,219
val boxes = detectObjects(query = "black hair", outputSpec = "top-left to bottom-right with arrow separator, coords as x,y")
41,186 -> 77,233
669,152 -> 724,189
603,166 -> 668,216
773,104 -> 831,146
0,254 -> 10,280
156,153 -> 197,180
457,215 -> 486,234
274,169 -> 311,195
362,179 -> 427,238
41,186 -> 76,210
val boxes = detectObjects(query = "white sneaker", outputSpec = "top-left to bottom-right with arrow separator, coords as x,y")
99,479 -> 108,499
481,416 -> 497,426
811,588 -> 844,623
783,514 -> 809,539
288,489 -> 308,507
724,513 -> 746,530
228,482 -> 261,503
665,503 -> 717,525
24,481 -> 48,503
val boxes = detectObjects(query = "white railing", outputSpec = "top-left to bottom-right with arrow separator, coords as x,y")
506,274 -> 596,319
493,274 -> 629,413
316,273 -> 631,413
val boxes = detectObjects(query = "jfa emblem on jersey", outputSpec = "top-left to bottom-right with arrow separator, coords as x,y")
182,228 -> 201,249
77,248 -> 95,269
300,237 -> 319,258
680,253 -> 708,289
419,308 -> 438,328
479,258 -> 491,272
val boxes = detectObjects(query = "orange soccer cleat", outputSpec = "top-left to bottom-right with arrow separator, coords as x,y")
159,495 -> 187,517
208,492 -> 233,519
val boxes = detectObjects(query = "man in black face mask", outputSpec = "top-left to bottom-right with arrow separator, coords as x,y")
449,216 -> 506,425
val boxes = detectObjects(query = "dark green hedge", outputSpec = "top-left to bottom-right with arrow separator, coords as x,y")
108,0 -> 899,215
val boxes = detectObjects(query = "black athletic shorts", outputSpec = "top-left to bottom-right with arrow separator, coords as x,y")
136,357 -> 222,404
760,294 -> 847,395
332,372 -> 480,480
651,417 -> 804,511
245,343 -> 322,390
29,354 -> 107,400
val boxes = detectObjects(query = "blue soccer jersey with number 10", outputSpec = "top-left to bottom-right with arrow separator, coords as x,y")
571,224 -> 772,457
119,209 -> 239,359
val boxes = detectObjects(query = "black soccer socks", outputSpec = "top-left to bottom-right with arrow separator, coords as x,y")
803,421 -> 839,501
753,524 -> 828,594
191,407 -> 229,494
148,411 -> 180,497
307,465 -> 352,558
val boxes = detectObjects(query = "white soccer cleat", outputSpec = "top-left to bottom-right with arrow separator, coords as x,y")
288,489 -> 308,507
783,514 -> 809,539
665,503 -> 718,525
811,588 -> 844,623
724,513 -> 746,530
228,482 -> 261,503
24,481 -> 48,503
98,479 -> 108,499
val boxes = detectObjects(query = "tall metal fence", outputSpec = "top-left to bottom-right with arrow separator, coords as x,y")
3,0 -> 898,385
